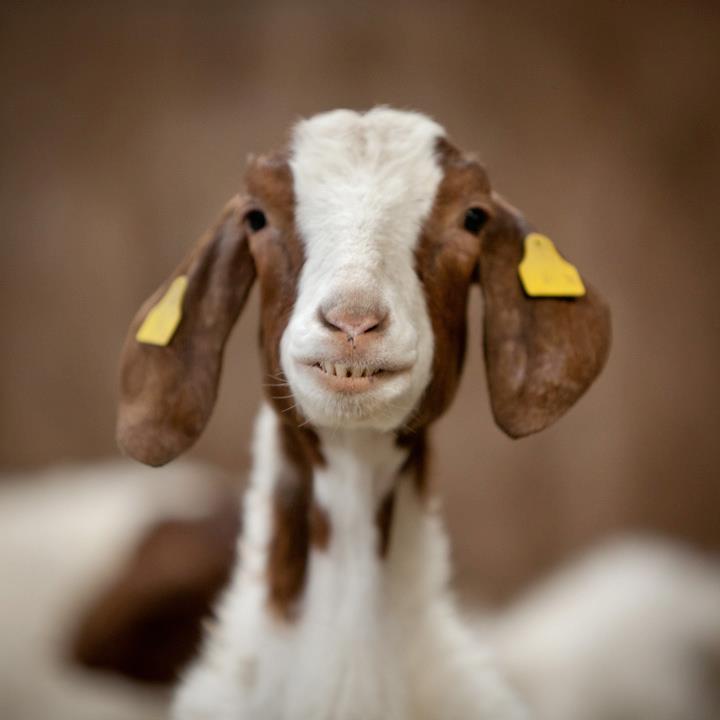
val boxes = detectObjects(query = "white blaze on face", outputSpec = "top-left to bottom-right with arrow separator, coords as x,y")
280,108 -> 446,430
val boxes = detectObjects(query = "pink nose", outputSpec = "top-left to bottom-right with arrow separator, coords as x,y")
321,304 -> 388,338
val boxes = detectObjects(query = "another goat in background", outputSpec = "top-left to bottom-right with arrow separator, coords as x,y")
118,108 -> 610,720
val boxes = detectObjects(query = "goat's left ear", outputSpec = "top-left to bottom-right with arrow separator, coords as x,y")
477,194 -> 611,438
117,195 -> 256,466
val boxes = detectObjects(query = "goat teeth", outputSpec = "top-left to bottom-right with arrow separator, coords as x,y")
316,362 -> 382,379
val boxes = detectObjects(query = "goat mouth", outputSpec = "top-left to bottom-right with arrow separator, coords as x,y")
313,361 -> 385,379
302,360 -> 409,393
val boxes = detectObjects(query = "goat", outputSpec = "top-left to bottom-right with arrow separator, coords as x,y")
118,107 -> 611,720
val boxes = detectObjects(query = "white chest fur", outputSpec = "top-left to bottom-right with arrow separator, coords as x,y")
172,406 -> 527,720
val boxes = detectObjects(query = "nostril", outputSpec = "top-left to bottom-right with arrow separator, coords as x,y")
320,305 -> 388,338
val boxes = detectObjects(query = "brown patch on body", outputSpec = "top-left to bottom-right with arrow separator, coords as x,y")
311,502 -> 332,551
268,468 -> 312,620
70,500 -> 240,684
267,418 -> 327,620
375,489 -> 396,558
397,430 -> 430,497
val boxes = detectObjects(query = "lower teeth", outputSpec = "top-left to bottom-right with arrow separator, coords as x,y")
315,363 -> 380,377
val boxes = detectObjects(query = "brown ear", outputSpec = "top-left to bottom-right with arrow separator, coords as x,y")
478,194 -> 611,438
118,196 -> 255,466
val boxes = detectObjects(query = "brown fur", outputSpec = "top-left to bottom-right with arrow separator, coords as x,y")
244,153 -> 307,423
397,430 -> 430,496
267,474 -> 331,619
410,138 -> 611,437
71,502 -> 239,684
267,419 -> 327,619
375,489 -> 397,558
409,140 -> 491,430
267,469 -> 312,620
117,196 -> 256,466
311,502 -> 332,551
479,194 -> 611,436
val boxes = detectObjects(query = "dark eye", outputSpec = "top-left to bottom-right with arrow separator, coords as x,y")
246,209 -> 267,232
463,207 -> 489,234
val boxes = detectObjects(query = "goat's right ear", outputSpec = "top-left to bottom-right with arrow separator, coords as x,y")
118,196 -> 256,466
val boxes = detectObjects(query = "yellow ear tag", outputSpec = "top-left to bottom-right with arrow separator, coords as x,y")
518,233 -> 586,297
135,275 -> 188,346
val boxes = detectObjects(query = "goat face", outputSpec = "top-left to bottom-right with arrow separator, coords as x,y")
275,109 -> 443,432
117,108 -> 610,466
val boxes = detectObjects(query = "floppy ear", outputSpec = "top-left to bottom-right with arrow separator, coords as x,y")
478,194 -> 611,438
118,195 -> 255,466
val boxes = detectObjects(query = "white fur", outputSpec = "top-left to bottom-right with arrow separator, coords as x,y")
486,538 -> 720,720
281,108 -> 443,431
174,405 -> 527,720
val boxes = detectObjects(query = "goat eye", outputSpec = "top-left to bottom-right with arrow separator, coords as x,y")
463,207 -> 489,234
246,209 -> 267,232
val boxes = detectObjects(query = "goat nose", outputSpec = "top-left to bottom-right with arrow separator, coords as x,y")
321,304 -> 388,338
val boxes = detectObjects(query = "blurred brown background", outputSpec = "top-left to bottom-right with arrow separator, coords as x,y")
1,0 -> 719,604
